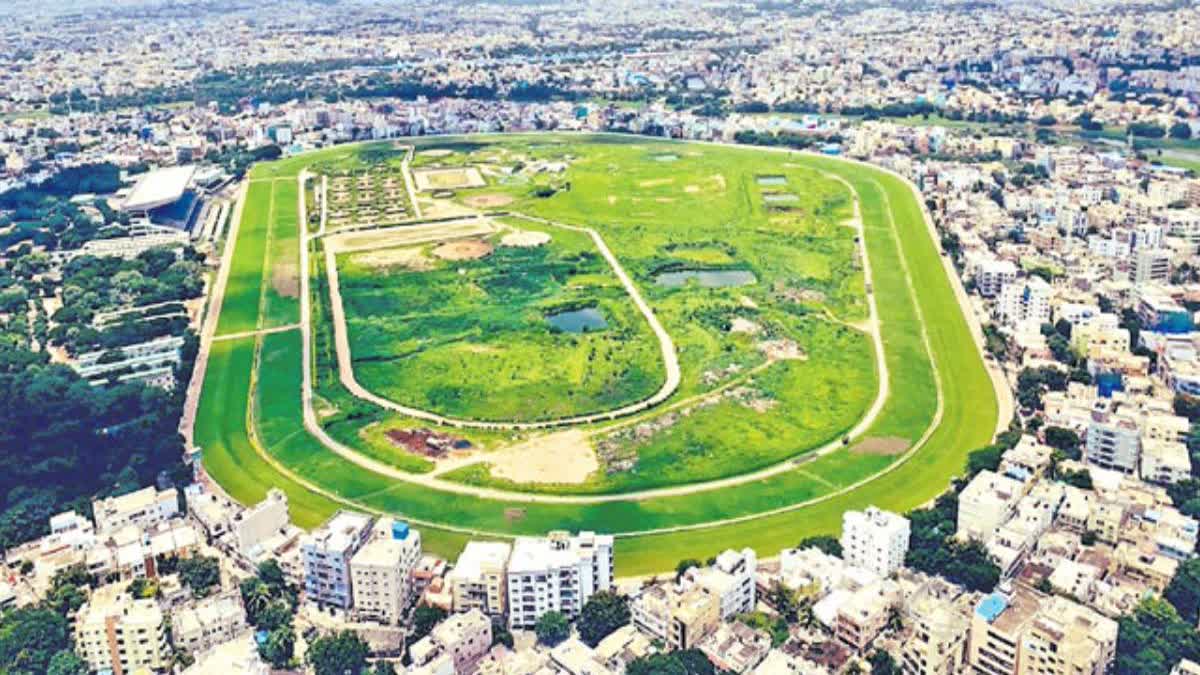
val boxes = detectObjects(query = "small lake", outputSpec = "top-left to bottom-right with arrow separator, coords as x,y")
547,307 -> 608,333
655,269 -> 757,288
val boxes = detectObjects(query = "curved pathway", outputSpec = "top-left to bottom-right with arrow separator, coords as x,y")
320,211 -> 682,430
292,167 -> 910,505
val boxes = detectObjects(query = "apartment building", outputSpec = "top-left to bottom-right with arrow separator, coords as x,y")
958,470 -> 1025,543
92,486 -> 179,534
1130,247 -> 1172,285
681,548 -> 758,621
841,506 -> 911,578
900,581 -> 973,675
835,580 -> 902,653
1140,438 -> 1192,485
506,531 -> 614,629
171,592 -> 248,656
997,276 -> 1052,331
973,256 -> 1018,297
301,510 -> 374,609
1086,404 -> 1141,474
234,488 -> 290,556
410,608 -> 492,673
350,520 -> 422,625
630,583 -> 720,650
968,589 -> 1117,675
75,584 -> 169,675
446,541 -> 512,616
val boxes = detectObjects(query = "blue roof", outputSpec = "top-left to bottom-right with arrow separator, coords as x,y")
976,593 -> 1008,623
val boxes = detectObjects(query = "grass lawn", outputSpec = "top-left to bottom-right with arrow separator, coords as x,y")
194,134 -> 998,575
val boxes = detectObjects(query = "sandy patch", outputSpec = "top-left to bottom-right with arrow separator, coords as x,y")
351,246 -> 432,271
273,261 -> 299,298
758,339 -> 806,360
711,174 -> 727,190
504,508 -> 526,523
413,166 -> 486,191
433,239 -> 493,261
419,149 -> 454,157
684,185 -> 700,194
655,197 -> 675,203
488,430 -> 598,484
638,178 -> 675,188
607,195 -> 618,205
327,219 -> 496,254
501,230 -> 551,248
852,437 -> 909,455
463,193 -> 515,209
729,317 -> 761,335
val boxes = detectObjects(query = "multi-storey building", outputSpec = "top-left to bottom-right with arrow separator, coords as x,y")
957,470 -> 1025,543
968,589 -> 1117,675
506,531 -> 613,629
410,608 -> 492,673
234,488 -> 290,556
350,520 -> 422,625
630,583 -> 720,651
997,276 -> 1052,331
301,510 -> 374,609
841,506 -> 911,578
1086,403 -> 1141,474
446,541 -> 512,616
681,548 -> 757,621
171,592 -> 248,656
75,584 -> 169,675
91,486 -> 179,534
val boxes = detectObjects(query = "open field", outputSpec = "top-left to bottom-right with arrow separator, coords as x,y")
194,134 -> 999,575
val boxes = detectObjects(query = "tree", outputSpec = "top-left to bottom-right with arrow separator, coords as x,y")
966,445 -> 1004,477
578,591 -> 630,647
869,649 -> 901,675
491,617 -> 514,648
675,558 -> 701,581
796,535 -> 842,557
1170,122 -> 1193,140
0,607 -> 73,675
410,605 -> 448,646
535,611 -> 570,647
626,649 -> 716,675
1165,558 -> 1200,624
177,555 -> 221,597
307,631 -> 371,675
1116,598 -> 1200,674
46,650 -> 89,675
371,662 -> 398,675
1044,426 -> 1082,459
766,580 -> 801,623
259,624 -> 295,669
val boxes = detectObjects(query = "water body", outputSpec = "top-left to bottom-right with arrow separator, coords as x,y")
757,175 -> 787,186
655,269 -> 757,288
547,307 -> 608,333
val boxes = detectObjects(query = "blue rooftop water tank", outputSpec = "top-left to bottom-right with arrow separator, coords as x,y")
393,521 -> 410,541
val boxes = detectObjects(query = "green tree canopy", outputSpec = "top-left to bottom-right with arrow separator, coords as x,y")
578,591 -> 631,647
535,611 -> 571,647
307,631 -> 371,675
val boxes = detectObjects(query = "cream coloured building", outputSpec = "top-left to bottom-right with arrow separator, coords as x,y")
171,592 -> 248,656
446,540 -> 512,616
92,486 -> 179,534
350,521 -> 422,625
75,584 -> 169,675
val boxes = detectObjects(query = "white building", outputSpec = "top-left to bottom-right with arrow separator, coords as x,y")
234,488 -> 290,557
350,520 -> 422,625
974,257 -> 1018,298
1141,438 -> 1192,486
957,470 -> 1025,543
92,486 -> 180,534
1130,247 -> 1172,286
171,592 -> 248,656
506,531 -> 613,629
1086,406 -> 1141,475
840,506 -> 911,578
997,276 -> 1052,331
681,548 -> 757,621
301,510 -> 374,609
410,608 -> 492,673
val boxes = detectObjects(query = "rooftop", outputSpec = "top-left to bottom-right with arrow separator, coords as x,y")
121,165 -> 196,212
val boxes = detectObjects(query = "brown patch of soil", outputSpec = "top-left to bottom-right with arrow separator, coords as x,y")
463,193 -> 514,208
433,239 -> 493,261
504,508 -> 526,523
385,428 -> 472,457
273,262 -> 299,298
852,437 -> 909,455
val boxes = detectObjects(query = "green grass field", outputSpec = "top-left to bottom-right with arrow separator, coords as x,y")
195,134 -> 998,575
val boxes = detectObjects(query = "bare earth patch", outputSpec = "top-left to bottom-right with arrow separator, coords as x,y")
488,430 -> 598,484
711,174 -> 727,190
500,230 -> 551,248
350,247 -> 432,271
638,178 -> 675,188
432,239 -> 494,261
684,185 -> 701,194
419,149 -> 454,158
758,339 -> 806,360
729,317 -> 761,334
607,195 -> 618,205
852,437 -> 909,455
463,193 -> 515,209
273,261 -> 299,298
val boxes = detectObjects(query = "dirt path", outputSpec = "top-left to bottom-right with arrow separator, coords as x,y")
320,212 -> 681,431
212,324 -> 300,342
